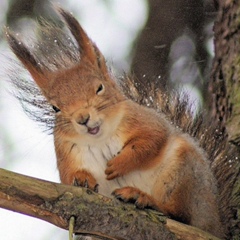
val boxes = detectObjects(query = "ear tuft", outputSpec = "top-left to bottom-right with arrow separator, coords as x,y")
57,7 -> 108,74
6,30 -> 48,90
6,31 -> 42,73
57,8 -> 92,56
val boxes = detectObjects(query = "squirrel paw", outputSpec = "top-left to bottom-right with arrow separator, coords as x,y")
105,158 -> 128,180
73,170 -> 99,193
112,186 -> 158,210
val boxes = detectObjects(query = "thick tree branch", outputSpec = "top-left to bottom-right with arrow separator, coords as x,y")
0,168 -> 220,240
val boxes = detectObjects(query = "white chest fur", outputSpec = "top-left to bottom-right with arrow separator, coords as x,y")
73,135 -> 156,197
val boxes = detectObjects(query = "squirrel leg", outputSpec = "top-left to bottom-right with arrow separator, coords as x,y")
56,142 -> 99,192
112,186 -> 160,210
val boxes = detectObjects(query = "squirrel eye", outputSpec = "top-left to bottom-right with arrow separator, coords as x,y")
52,105 -> 60,113
96,83 -> 104,95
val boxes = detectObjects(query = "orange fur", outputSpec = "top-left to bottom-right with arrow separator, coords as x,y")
7,8 -> 224,238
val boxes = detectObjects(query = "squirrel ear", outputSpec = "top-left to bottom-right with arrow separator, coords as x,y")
58,8 -> 109,75
6,31 -> 48,90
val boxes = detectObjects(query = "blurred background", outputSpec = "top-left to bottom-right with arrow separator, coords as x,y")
0,0 -> 216,239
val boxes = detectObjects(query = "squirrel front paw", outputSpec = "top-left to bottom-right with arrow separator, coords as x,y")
72,169 -> 99,192
105,158 -> 127,180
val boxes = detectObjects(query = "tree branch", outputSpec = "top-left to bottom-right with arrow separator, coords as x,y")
0,168 -> 220,240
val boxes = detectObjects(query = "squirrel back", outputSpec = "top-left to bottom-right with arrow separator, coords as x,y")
7,7 -> 236,239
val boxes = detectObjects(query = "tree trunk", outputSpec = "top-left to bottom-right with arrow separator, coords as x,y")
211,0 -> 240,145
210,0 -> 240,239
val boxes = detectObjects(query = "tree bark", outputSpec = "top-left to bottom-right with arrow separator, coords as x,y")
0,168 -> 220,240
211,0 -> 240,145
210,0 -> 240,239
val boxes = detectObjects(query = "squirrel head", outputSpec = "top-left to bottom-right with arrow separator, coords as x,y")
6,8 -> 126,142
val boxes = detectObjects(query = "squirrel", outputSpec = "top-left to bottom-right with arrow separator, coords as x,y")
6,7 -> 224,238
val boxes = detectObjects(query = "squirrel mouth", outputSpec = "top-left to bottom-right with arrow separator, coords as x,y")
87,126 -> 100,135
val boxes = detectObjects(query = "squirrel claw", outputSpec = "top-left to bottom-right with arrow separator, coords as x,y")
93,184 -> 99,193
74,178 -> 98,192
72,170 -> 98,192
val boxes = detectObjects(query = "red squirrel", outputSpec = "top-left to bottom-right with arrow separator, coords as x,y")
6,7 -> 224,238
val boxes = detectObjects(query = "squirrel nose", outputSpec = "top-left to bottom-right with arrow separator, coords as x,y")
77,114 -> 90,125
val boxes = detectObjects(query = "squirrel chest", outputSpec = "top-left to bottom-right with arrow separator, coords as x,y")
70,135 -> 157,197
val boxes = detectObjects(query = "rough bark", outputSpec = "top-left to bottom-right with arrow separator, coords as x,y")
210,0 -> 240,239
211,0 -> 240,145
0,168 -> 220,240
